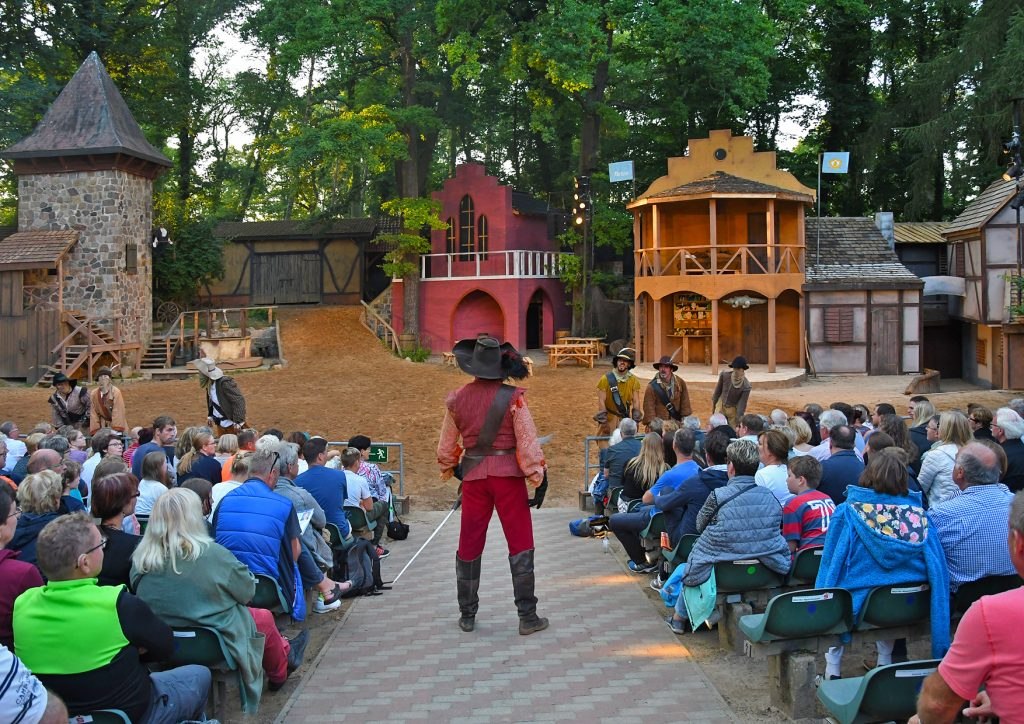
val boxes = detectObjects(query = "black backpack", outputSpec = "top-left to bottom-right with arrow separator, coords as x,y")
340,538 -> 383,597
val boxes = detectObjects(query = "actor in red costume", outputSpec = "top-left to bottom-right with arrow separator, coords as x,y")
437,336 -> 549,635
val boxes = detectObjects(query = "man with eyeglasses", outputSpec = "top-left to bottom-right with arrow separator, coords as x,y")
13,512 -> 211,723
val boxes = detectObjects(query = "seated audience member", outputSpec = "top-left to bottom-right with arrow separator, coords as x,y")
618,432 -> 669,506
868,402 -> 895,431
180,478 -> 215,529
770,409 -> 789,427
928,442 -> 1016,592
601,419 -> 642,505
864,432 -> 921,493
787,415 -> 815,456
993,407 -> 1024,492
214,433 -> 238,466
347,435 -> 393,509
37,434 -> 69,462
9,471 -> 63,566
876,412 -> 920,471
782,456 -> 835,554
60,425 -> 89,466
809,409 -> 848,461
735,413 -> 764,443
8,433 -> 43,485
0,485 -> 43,650
262,428 -> 284,441
666,440 -> 790,633
220,428 -> 256,482
816,448 -> 950,679
659,419 -> 680,466
58,459 -> 85,513
132,489 -> 306,710
0,421 -> 26,471
342,447 -> 390,554
968,404 -> 994,441
818,425 -> 865,505
919,410 -> 971,507
13,512 -> 211,722
130,417 -> 176,481
121,426 -> 143,467
608,429 -> 701,574
909,492 -> 1024,724
682,416 -> 704,456
211,453 -> 249,514
91,473 -> 143,588
81,429 -> 121,490
175,431 -> 221,484
286,432 -> 309,475
0,643 -> 67,723
755,429 -> 792,504
0,438 -> 11,490
294,437 -> 351,537
214,444 -> 333,618
272,442 -> 350,612
850,404 -> 872,437
831,403 -> 866,457
136,451 -> 170,517
907,400 -> 936,467
655,429 -> 731,543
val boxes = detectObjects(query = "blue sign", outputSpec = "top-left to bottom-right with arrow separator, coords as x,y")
608,160 -> 635,182
821,152 -> 850,174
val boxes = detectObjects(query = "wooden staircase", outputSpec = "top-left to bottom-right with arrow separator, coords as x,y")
140,335 -> 179,370
34,311 -> 141,387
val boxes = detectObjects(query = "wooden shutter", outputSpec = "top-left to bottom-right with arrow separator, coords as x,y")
824,308 -> 854,343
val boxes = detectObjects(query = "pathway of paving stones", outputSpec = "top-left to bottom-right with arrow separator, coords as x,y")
276,507 -> 737,723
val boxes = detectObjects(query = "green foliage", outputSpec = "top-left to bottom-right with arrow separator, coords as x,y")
591,204 -> 633,253
152,217 -> 226,307
375,197 -> 445,278
399,344 -> 432,363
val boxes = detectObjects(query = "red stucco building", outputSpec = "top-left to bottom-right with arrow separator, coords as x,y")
391,164 -> 571,352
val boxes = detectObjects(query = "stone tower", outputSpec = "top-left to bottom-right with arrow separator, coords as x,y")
2,52 -> 171,348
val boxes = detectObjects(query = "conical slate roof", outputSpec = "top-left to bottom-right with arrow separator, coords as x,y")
2,52 -> 171,168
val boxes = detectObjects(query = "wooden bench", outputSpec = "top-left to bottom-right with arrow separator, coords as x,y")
545,343 -> 597,368
441,351 -> 457,367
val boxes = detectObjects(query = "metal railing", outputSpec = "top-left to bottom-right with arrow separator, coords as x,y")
420,250 -> 568,280
635,243 -> 804,276
326,440 -> 405,496
583,435 -> 611,491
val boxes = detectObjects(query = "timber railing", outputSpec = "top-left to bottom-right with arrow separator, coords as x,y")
635,243 -> 805,277
158,306 -> 277,367
360,301 -> 400,354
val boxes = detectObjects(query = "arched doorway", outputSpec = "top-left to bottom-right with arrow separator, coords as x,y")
452,290 -> 505,341
526,290 -> 545,349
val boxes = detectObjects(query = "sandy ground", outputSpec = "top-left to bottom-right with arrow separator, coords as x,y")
0,305 -> 1017,511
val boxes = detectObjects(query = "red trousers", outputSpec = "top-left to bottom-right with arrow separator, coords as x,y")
458,475 -> 535,560
250,606 -> 290,685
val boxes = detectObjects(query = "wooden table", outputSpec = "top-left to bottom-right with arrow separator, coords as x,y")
544,341 -> 598,368
560,337 -> 607,357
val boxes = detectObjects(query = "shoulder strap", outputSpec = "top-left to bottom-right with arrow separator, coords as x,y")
708,482 -> 758,521
650,380 -> 680,420
474,384 -> 516,452
606,372 -> 629,417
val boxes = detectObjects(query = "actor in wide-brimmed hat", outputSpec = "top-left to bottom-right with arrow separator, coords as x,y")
438,336 -> 548,636
48,373 -> 91,431
711,355 -> 752,427
642,355 -> 692,427
594,346 -> 642,442
193,358 -> 246,437
89,365 -> 127,434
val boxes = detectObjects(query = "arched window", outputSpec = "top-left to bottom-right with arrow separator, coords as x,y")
445,217 -> 455,255
459,194 -> 475,260
477,215 -> 489,260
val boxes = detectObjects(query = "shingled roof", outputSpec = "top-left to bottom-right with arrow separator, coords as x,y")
943,178 -> 1017,238
1,52 -> 170,168
894,221 -> 947,244
215,219 -> 378,241
0,230 -> 78,270
512,190 -> 558,216
647,171 -> 814,203
805,217 -> 922,290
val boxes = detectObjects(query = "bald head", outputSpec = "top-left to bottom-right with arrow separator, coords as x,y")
27,448 -> 62,474
954,442 -> 1001,490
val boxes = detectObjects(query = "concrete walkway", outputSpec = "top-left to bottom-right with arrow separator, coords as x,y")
276,507 -> 736,723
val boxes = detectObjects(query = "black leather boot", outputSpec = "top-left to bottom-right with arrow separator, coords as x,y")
456,554 -> 481,632
509,549 -> 548,635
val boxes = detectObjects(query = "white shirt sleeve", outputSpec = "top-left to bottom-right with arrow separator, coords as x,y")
0,645 -> 48,723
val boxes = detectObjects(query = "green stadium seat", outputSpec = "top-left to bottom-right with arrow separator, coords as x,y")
786,545 -> 824,585
817,659 -> 940,724
739,587 -> 853,644
715,559 -> 786,593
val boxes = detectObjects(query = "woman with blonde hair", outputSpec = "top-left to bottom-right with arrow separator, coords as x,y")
214,433 -> 238,465
176,431 -> 221,484
131,488 -> 304,711
787,415 -> 815,455
9,470 -> 63,564
620,432 -> 669,504
918,410 -> 972,507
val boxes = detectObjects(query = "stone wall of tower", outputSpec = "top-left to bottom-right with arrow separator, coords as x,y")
17,168 -> 153,348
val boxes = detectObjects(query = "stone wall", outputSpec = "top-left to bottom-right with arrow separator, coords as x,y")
17,169 -> 153,347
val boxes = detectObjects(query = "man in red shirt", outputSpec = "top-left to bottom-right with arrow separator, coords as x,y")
910,492 -> 1024,722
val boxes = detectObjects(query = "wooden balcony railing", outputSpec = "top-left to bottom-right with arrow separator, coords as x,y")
635,244 -> 805,277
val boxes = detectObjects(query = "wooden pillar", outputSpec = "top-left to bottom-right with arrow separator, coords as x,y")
768,296 -> 777,373
766,200 -> 776,273
652,296 -> 663,363
709,200 -> 718,274
798,293 -> 806,372
652,206 -> 661,274
797,208 -> 806,272
711,298 -> 720,371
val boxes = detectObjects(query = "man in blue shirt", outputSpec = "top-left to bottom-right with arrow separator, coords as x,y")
294,437 -> 351,537
130,415 -> 177,484
818,425 -> 864,505
929,442 -> 1016,592
608,428 -> 699,573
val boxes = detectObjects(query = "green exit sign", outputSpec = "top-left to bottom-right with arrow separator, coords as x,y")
368,445 -> 388,463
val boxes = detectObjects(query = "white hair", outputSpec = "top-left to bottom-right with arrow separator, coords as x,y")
619,418 -> 637,437
683,415 -> 701,431
996,407 -> 1024,440
770,409 -> 789,426
819,409 -> 848,431
255,434 -> 280,452
709,413 -> 728,428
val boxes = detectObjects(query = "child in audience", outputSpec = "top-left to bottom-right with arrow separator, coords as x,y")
782,456 -> 835,554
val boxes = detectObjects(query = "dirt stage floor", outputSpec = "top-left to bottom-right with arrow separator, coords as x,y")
1,305 -> 1018,510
